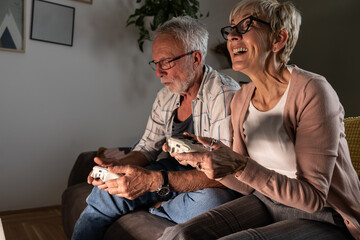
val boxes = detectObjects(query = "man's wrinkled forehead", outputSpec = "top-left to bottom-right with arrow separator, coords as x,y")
153,34 -> 184,57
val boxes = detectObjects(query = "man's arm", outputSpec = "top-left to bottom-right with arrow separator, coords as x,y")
167,170 -> 223,192
116,151 -> 149,167
103,165 -> 223,199
112,151 -> 224,192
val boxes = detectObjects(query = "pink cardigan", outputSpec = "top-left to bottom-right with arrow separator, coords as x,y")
220,65 -> 360,239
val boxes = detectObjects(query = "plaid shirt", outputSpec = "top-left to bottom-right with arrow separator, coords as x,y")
133,65 -> 240,162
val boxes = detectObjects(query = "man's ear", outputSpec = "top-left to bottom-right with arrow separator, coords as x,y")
193,51 -> 202,69
272,29 -> 288,52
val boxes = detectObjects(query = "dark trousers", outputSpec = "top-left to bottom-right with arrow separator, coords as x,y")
159,192 -> 353,240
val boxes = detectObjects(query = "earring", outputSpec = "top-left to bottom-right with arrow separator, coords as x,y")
273,47 -> 277,52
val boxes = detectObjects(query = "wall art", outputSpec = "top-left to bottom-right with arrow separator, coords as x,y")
0,0 -> 26,52
30,0 -> 75,46
73,0 -> 92,4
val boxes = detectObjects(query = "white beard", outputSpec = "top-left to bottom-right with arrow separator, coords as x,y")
164,69 -> 195,95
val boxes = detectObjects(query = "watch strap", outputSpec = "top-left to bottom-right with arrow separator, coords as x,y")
157,170 -> 170,196
160,170 -> 169,187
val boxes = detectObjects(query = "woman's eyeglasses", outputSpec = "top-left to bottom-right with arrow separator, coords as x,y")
221,16 -> 270,40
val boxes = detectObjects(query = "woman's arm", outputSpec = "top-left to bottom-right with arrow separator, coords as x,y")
236,77 -> 343,212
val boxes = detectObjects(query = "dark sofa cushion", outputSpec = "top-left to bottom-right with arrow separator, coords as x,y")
62,182 -> 92,238
62,149 -> 175,239
62,182 -> 175,240
105,210 -> 175,240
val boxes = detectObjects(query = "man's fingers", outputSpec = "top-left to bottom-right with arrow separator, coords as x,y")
162,142 -> 169,152
87,172 -> 106,185
104,148 -> 126,159
96,183 -> 108,190
94,157 -> 114,167
103,148 -> 118,158
105,177 -> 124,188
109,165 -> 128,174
87,171 -> 93,184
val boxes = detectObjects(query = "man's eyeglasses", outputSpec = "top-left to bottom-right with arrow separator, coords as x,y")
149,50 -> 196,71
221,16 -> 270,40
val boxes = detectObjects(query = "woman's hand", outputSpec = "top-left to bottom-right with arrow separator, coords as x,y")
170,133 -> 248,179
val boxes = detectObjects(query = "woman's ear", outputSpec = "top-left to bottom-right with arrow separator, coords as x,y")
272,29 -> 288,52
193,51 -> 203,69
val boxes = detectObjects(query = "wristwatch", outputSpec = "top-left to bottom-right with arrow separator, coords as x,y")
157,170 -> 170,196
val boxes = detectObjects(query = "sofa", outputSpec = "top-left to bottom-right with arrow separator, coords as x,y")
62,116 -> 360,239
61,148 -> 176,240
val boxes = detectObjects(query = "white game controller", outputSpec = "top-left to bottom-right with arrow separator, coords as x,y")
167,136 -> 209,153
91,166 -> 121,182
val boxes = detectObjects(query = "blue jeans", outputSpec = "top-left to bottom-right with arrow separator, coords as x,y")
72,158 -> 237,240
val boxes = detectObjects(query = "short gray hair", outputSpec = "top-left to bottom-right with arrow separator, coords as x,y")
230,0 -> 301,64
154,16 -> 209,63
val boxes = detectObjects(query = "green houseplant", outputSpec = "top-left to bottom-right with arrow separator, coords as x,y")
127,0 -> 209,52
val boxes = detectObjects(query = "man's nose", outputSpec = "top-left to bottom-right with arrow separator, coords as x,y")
156,66 -> 167,78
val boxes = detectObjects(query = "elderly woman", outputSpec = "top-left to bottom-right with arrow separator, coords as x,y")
160,0 -> 360,239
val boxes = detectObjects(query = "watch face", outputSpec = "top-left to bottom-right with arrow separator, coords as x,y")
157,186 -> 170,196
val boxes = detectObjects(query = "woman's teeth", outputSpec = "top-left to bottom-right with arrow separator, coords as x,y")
233,48 -> 248,55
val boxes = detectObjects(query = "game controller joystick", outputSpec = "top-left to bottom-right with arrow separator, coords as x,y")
91,166 -> 121,182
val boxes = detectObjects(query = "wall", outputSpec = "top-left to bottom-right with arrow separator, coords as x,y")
0,0 -> 161,211
0,0 -> 240,211
0,0 -> 359,211
291,0 -> 360,118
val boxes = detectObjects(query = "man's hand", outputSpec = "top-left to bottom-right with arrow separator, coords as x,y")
102,165 -> 161,200
104,148 -> 127,160
87,157 -> 118,187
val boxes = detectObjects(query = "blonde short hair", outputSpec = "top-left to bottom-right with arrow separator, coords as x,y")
230,0 -> 301,64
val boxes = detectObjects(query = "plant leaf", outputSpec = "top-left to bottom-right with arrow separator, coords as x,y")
127,0 -> 208,52
153,9 -> 165,29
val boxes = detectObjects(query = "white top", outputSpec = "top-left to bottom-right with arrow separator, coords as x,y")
243,79 -> 297,179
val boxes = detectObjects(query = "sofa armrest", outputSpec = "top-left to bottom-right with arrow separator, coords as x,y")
67,148 -> 131,187
67,151 -> 97,187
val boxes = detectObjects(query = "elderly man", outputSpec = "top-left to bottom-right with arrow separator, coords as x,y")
72,16 -> 240,240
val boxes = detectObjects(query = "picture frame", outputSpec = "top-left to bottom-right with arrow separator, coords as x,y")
73,0 -> 93,4
30,0 -> 75,46
0,0 -> 26,52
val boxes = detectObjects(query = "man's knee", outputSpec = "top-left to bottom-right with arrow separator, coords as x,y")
85,186 -> 127,217
86,186 -> 108,205
188,188 -> 235,206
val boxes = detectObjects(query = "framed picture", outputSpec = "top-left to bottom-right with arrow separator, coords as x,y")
30,0 -> 75,46
0,0 -> 26,52
73,0 -> 92,4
